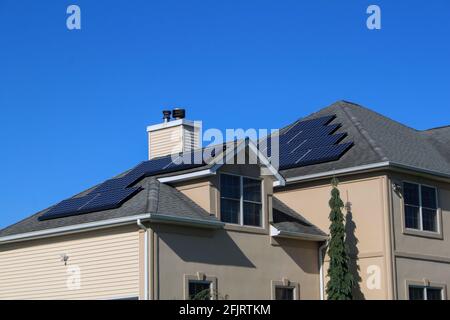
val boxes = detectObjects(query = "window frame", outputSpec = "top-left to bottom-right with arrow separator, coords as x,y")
407,284 -> 444,300
271,280 -> 300,300
219,173 -> 264,228
184,274 -> 218,300
402,181 -> 440,235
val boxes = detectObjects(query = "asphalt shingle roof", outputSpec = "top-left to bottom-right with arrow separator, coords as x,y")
272,197 -> 327,237
0,177 -> 217,237
3,100 -> 447,239
280,100 -> 450,179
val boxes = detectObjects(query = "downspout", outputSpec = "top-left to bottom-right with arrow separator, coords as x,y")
137,219 -> 149,300
319,239 -> 329,300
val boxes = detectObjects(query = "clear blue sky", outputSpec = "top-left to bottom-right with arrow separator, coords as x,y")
1,1 -> 449,229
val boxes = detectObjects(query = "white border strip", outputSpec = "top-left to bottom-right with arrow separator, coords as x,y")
278,161 -> 450,186
0,213 -> 224,244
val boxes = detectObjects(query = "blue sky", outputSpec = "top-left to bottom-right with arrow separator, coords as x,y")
0,0 -> 449,229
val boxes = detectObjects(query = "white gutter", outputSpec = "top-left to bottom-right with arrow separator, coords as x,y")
157,167 -> 219,184
269,225 -> 328,242
280,162 -> 390,185
137,219 -> 149,300
277,161 -> 450,187
0,213 -> 224,245
318,240 -> 329,300
0,213 -> 152,244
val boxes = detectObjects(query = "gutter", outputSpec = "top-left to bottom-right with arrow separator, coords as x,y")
278,161 -> 450,186
318,240 -> 329,300
269,225 -> 328,242
0,213 -> 224,245
136,219 -> 149,300
157,166 -> 220,184
280,162 -> 390,185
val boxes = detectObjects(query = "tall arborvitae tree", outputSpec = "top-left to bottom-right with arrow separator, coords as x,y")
326,178 -> 354,300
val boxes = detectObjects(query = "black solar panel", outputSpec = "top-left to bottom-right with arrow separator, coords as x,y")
38,113 -> 353,221
79,187 -> 141,213
280,142 -> 353,170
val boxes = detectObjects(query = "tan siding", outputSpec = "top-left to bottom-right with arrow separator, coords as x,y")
0,226 -> 140,300
148,126 -> 183,159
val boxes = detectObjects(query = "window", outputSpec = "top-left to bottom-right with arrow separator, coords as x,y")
188,280 -> 212,300
403,182 -> 438,232
220,174 -> 262,227
409,286 -> 443,300
275,287 -> 295,300
271,280 -> 299,300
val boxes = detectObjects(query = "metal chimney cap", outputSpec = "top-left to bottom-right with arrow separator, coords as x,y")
162,110 -> 171,122
172,108 -> 186,120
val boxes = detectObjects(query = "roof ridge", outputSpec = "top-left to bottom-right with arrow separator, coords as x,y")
340,103 -> 389,162
423,124 -> 450,131
146,177 -> 160,213
336,100 -> 420,132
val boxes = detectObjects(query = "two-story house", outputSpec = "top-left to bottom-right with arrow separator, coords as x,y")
1,100 -> 449,300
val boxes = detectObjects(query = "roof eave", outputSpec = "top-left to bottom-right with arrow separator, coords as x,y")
278,161 -> 450,186
270,225 -> 328,242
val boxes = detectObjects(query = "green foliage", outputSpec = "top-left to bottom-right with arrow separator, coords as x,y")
190,289 -> 211,300
326,178 -> 354,300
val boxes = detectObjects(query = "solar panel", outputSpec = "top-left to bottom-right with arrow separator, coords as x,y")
280,142 -> 353,170
38,113 -> 353,221
79,187 -> 142,213
283,115 -> 336,135
38,194 -> 98,220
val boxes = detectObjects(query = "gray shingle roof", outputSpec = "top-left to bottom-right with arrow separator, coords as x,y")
272,197 -> 327,237
280,100 -> 450,179
0,177 -> 217,237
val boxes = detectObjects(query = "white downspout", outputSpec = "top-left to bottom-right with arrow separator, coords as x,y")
137,219 -> 149,300
319,240 -> 329,300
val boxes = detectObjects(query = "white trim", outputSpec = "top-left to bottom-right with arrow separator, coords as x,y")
136,219 -> 149,300
157,166 -> 220,183
318,240 -> 329,300
279,161 -> 450,187
157,140 -> 285,186
247,140 -> 286,186
0,213 -> 224,245
280,162 -> 390,185
146,119 -> 200,132
0,213 -> 152,244
270,225 -> 328,241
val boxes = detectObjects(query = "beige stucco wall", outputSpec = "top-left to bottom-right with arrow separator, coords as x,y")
388,172 -> 450,299
274,173 -> 392,299
0,225 -> 141,300
165,163 -> 318,300
154,224 -> 320,299
175,178 -> 212,213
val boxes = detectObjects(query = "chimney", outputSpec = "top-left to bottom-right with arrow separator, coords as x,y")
146,108 -> 201,159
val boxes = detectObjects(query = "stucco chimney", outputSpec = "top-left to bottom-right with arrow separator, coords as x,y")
146,109 -> 201,159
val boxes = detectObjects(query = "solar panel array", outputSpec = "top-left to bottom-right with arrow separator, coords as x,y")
39,114 -> 353,221
259,114 -> 353,170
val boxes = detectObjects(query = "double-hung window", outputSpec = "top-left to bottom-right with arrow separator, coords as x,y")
409,286 -> 443,300
220,174 -> 262,227
403,182 -> 438,232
